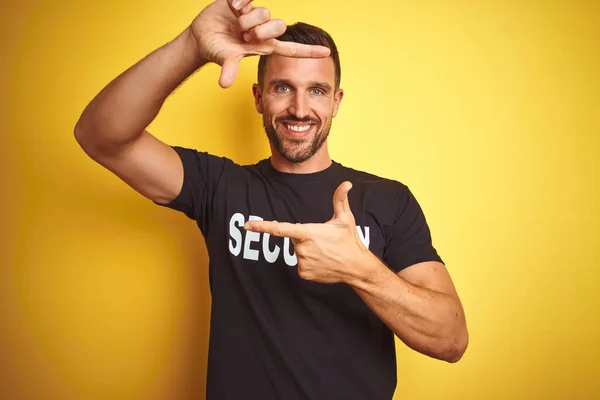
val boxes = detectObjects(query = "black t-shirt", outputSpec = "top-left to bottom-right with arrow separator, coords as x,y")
158,146 -> 443,400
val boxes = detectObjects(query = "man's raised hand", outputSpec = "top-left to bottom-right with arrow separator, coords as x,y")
188,0 -> 331,88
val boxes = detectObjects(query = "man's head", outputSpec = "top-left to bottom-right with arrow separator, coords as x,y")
252,22 -> 343,164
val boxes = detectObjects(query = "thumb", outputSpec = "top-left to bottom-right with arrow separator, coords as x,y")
219,58 -> 240,88
331,181 -> 354,221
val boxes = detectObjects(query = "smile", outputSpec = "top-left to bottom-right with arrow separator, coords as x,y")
285,124 -> 311,132
278,122 -> 316,137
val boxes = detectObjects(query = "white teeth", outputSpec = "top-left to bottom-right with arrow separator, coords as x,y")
285,124 -> 311,132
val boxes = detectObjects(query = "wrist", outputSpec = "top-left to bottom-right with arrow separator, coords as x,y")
345,249 -> 384,290
180,27 -> 209,69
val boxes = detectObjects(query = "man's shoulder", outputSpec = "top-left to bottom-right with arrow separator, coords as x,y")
173,145 -> 266,173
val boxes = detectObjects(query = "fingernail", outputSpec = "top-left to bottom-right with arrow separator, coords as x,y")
243,32 -> 252,42
232,0 -> 242,10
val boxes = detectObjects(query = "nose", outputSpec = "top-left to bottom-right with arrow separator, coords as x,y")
288,92 -> 310,120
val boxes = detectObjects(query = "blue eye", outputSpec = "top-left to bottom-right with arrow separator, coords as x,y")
276,85 -> 291,93
311,88 -> 325,96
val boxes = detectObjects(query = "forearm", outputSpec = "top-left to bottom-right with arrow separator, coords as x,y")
75,27 -> 205,151
348,252 -> 468,363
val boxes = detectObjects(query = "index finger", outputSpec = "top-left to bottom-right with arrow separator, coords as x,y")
272,39 -> 331,58
244,220 -> 308,239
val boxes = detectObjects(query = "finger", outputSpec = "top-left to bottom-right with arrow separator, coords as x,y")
219,58 -> 240,88
332,181 -> 353,218
272,39 -> 331,58
244,220 -> 307,240
239,3 -> 253,14
238,7 -> 270,32
245,18 -> 287,43
228,0 -> 254,14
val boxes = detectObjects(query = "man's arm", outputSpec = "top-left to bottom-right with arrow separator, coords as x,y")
347,257 -> 469,363
243,181 -> 469,363
74,28 -> 203,204
74,0 -> 332,204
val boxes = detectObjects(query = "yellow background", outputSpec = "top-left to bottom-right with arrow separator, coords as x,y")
1,0 -> 599,398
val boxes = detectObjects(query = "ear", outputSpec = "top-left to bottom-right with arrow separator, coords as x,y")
252,83 -> 264,114
332,88 -> 344,118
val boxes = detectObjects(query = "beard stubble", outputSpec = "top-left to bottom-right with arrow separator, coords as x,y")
263,114 -> 332,163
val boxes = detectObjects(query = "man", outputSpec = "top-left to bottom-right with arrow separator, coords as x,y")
75,0 -> 468,398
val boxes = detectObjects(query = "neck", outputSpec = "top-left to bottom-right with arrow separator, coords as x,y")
269,142 -> 332,174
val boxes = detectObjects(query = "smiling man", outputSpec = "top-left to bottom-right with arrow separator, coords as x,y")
74,0 -> 468,399
254,23 -> 343,173
255,54 -> 342,168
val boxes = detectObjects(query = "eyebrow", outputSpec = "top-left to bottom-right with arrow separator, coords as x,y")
268,79 -> 333,92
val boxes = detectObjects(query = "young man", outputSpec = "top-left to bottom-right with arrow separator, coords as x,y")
75,0 -> 468,398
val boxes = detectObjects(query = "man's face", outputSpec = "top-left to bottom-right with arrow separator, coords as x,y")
253,55 -> 343,163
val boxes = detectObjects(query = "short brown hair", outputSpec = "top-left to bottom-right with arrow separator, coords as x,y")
257,22 -> 341,89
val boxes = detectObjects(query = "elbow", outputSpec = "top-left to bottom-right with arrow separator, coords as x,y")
74,118 -> 91,150
73,118 -> 107,159
74,119 -> 82,141
441,327 -> 469,363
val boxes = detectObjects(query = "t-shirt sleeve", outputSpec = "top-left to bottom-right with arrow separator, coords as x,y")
382,186 -> 444,273
155,146 -> 229,235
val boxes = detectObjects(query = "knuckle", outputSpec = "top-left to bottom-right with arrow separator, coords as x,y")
253,19 -> 285,42
238,15 -> 250,30
258,7 -> 270,21
274,19 -> 286,32
298,268 -> 309,280
252,25 -> 268,41
238,8 -> 270,31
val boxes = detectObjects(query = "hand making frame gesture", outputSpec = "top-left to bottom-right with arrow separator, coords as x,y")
189,0 -> 332,87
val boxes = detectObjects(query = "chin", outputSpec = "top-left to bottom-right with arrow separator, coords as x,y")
279,146 -> 314,163
265,121 -> 329,164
